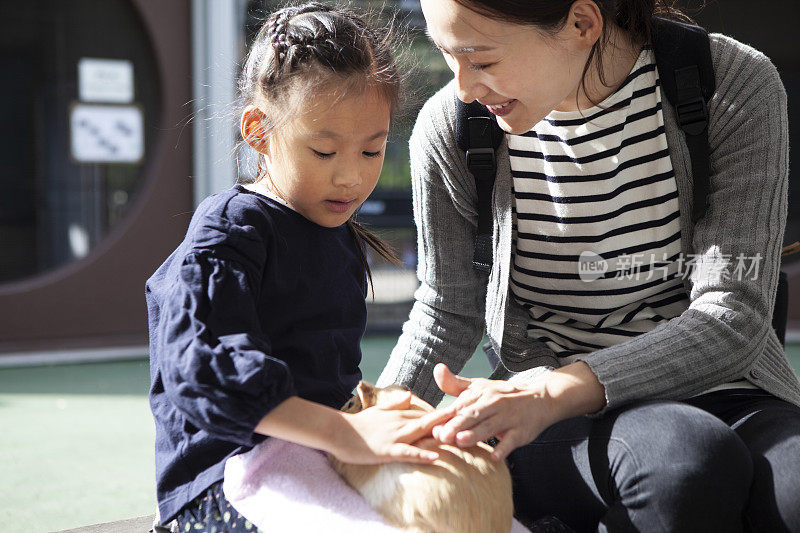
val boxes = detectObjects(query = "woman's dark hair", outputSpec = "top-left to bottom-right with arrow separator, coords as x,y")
453,0 -> 697,106
238,2 -> 402,291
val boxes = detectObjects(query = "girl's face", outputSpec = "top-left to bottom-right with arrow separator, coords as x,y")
421,0 -> 597,134
251,88 -> 391,228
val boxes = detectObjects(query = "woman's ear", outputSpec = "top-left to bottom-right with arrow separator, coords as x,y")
241,106 -> 270,154
568,0 -> 603,48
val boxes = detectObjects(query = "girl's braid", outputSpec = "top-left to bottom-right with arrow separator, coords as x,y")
269,10 -> 292,61
268,3 -> 335,66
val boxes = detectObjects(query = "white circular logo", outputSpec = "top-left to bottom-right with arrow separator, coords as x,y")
578,251 -> 608,282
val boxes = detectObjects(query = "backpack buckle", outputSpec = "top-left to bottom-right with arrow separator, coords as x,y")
466,148 -> 496,178
676,96 -> 708,136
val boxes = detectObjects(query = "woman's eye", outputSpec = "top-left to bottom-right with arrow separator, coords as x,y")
312,149 -> 334,159
469,63 -> 494,72
363,150 -> 383,158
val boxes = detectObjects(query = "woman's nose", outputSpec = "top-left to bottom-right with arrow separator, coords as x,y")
454,63 -> 486,104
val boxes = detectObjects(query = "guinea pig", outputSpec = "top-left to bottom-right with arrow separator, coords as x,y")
329,381 -> 514,533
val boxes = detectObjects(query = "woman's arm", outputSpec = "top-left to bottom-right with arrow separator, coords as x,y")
429,37 -> 790,458
377,85 -> 492,405
430,362 -> 605,460
573,35 -> 789,410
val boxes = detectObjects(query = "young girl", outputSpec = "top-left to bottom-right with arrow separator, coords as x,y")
377,0 -> 800,531
146,4 -> 448,530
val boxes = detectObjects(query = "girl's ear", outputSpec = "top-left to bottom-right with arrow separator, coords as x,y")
241,106 -> 270,155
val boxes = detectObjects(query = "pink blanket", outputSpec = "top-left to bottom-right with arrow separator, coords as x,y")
223,438 -> 531,532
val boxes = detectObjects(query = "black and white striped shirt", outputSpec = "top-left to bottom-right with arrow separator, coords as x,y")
509,48 -> 691,364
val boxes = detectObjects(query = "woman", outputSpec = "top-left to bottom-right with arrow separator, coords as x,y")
377,0 -> 800,530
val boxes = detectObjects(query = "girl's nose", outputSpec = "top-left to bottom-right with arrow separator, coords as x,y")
332,160 -> 362,188
333,173 -> 359,188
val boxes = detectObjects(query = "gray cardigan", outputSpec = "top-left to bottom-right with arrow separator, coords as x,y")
377,33 -> 800,413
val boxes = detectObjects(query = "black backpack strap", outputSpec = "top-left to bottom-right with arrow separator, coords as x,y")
774,271 -> 788,346
455,99 -> 503,272
651,17 -> 716,223
654,19 -> 789,346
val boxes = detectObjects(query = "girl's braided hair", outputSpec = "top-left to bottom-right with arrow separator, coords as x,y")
239,2 -> 402,290
240,2 -> 401,134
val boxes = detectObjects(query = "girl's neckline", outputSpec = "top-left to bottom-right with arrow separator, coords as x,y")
239,182 -> 290,207
233,183 -> 348,231
544,46 -> 651,122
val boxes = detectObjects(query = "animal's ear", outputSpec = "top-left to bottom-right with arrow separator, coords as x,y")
356,381 -> 377,409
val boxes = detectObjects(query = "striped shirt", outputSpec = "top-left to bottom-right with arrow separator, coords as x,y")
508,47 -> 691,364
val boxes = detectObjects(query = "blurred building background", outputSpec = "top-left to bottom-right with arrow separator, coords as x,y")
0,0 -> 799,362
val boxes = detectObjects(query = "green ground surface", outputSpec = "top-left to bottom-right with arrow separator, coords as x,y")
0,336 -> 490,532
1,338 -> 798,532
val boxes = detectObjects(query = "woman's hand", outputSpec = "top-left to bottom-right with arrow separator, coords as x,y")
431,364 -> 558,461
330,390 -> 455,465
431,362 -> 605,461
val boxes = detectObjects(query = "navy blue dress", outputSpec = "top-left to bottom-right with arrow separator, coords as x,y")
146,185 -> 366,523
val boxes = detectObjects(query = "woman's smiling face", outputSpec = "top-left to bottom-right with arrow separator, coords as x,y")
420,0 -> 595,134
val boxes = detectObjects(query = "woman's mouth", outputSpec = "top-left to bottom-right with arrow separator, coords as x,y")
485,99 -> 517,117
325,199 -> 356,214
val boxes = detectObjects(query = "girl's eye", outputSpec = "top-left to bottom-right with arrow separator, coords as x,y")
312,149 -> 334,159
363,150 -> 383,158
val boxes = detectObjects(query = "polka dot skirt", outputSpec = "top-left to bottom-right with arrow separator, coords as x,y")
176,481 -> 263,532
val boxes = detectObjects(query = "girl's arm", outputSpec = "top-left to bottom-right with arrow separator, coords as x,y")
157,250 -> 297,447
151,195 -> 456,461
254,394 -> 454,464
158,246 -> 451,462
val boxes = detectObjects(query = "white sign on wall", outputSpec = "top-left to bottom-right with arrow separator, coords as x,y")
70,104 -> 144,164
78,58 -> 134,103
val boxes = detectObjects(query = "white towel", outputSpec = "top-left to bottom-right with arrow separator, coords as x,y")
223,438 -> 531,532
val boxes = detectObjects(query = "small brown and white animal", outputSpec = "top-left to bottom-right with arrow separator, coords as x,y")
329,381 -> 514,533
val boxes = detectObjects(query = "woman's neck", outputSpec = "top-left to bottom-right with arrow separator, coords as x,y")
556,27 -> 643,112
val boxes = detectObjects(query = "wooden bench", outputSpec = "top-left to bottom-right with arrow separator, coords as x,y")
52,513 -> 576,532
54,515 -> 157,533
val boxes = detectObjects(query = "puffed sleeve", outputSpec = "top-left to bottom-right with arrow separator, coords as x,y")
157,214 -> 296,446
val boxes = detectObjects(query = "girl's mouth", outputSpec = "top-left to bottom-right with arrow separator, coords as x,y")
485,99 -> 516,117
325,199 -> 355,214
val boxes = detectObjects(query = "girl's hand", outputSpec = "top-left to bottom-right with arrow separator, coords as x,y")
431,364 -> 557,461
331,390 -> 455,465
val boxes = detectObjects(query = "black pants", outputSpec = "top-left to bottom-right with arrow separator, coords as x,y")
508,389 -> 800,532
